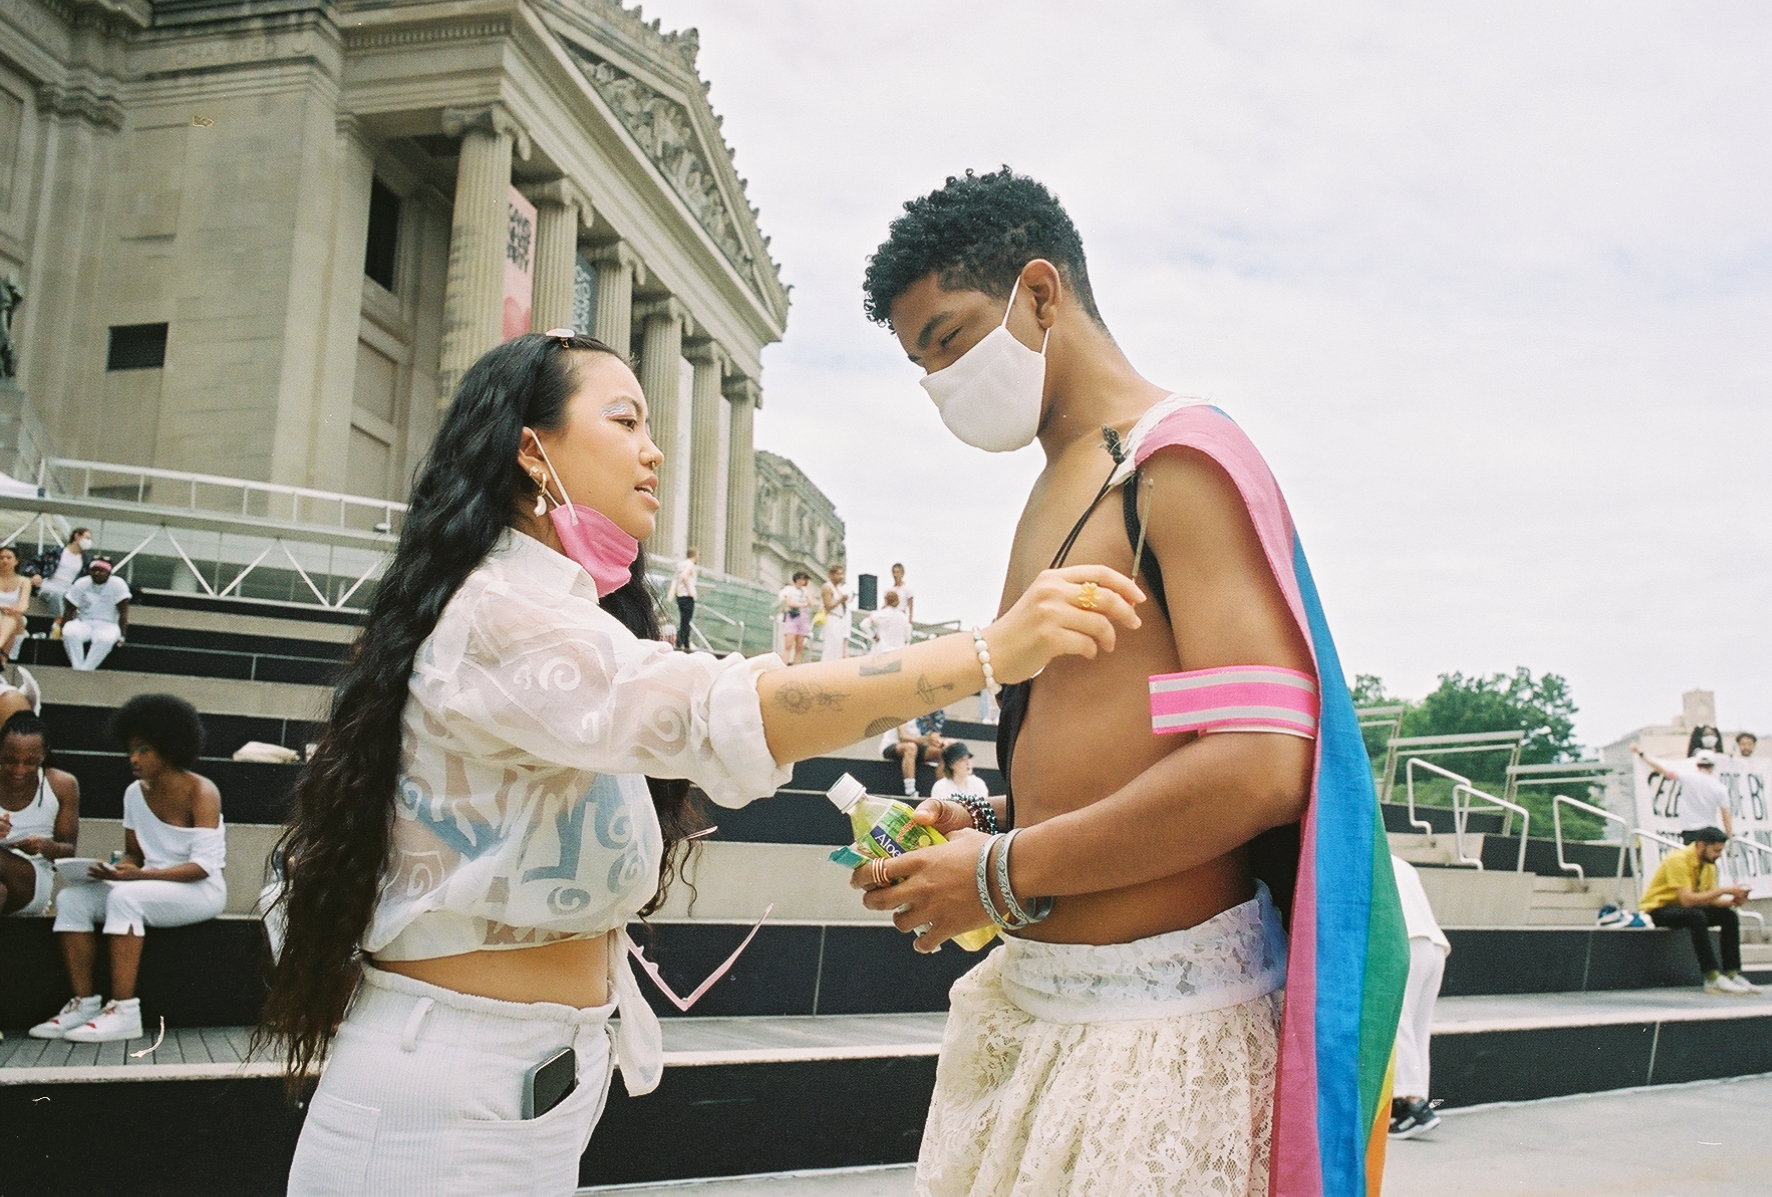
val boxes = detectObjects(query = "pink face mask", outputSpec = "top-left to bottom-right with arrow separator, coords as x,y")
530,435 -> 640,598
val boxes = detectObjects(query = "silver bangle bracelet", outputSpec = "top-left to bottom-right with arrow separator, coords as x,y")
992,828 -> 1053,930
975,834 -> 1006,930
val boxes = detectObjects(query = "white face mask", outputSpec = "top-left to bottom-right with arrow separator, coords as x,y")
919,278 -> 1048,453
77,537 -> 92,551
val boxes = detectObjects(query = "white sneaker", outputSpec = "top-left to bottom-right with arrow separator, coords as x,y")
63,998 -> 143,1042
1725,973 -> 1762,995
29,995 -> 102,1039
1703,975 -> 1737,995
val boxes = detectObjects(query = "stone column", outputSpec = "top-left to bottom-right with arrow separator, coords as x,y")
723,377 -> 760,580
525,180 -> 590,334
684,341 -> 729,572
590,242 -> 646,354
635,298 -> 691,555
437,105 -> 529,406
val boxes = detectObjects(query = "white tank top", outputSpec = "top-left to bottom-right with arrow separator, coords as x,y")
3,772 -> 57,843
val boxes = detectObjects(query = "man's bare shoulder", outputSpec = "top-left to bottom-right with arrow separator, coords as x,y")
1137,446 -> 1311,674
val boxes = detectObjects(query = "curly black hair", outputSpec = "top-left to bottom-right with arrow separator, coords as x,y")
109,693 -> 206,769
862,167 -> 1104,328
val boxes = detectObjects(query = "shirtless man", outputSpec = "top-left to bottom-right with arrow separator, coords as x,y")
854,169 -> 1404,1197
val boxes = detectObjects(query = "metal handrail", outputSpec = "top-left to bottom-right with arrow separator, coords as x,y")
1504,760 -> 1622,808
1403,758 -> 1471,839
1452,782 -> 1530,872
1380,731 -> 1524,803
44,457 -> 407,530
1550,793 -> 1631,886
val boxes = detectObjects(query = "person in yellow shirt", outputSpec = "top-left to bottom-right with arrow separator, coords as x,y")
1638,826 -> 1758,995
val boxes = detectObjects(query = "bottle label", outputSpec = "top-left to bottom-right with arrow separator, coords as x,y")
867,805 -> 943,857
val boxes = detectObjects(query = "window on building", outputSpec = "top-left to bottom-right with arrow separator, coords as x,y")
106,323 -> 168,371
364,178 -> 401,291
0,89 -> 23,212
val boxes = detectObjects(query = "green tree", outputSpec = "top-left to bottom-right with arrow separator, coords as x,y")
1400,668 -> 1580,786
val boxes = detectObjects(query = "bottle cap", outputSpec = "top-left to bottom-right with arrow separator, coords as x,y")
827,773 -> 867,814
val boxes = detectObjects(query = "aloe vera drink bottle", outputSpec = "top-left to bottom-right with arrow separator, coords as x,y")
827,774 -> 996,951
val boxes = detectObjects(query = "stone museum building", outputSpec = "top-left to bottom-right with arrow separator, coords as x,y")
0,0 -> 840,583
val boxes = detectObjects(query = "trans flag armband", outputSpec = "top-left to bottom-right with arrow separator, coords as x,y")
1148,665 -> 1318,740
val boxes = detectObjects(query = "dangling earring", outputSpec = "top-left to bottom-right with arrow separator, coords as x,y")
532,471 -> 549,516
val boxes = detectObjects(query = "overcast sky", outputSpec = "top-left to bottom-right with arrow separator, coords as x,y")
643,1 -> 1771,750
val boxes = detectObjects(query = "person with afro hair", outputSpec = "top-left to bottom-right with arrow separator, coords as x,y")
854,168 -> 1403,1196
33,694 -> 225,1043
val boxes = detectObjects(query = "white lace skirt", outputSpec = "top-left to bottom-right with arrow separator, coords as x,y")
917,889 -> 1285,1197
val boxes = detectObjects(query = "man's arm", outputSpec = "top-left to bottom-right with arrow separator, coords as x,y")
116,597 -> 128,638
1011,448 -> 1313,894
872,448 -> 1314,943
1632,743 -> 1682,779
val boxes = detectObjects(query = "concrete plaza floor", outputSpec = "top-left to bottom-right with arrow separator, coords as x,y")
584,1072 -> 1772,1196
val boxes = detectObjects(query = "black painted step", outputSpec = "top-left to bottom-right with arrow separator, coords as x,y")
16,635 -> 338,687
0,916 -> 984,1032
40,702 -> 323,760
46,751 -> 298,824
3,914 -> 1735,1035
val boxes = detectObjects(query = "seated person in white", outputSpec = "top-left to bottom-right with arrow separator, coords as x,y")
26,527 -> 90,615
861,588 -> 912,653
882,716 -> 952,799
930,740 -> 989,807
33,694 -> 226,1043
56,557 -> 130,672
0,544 -> 38,665
0,712 -> 81,919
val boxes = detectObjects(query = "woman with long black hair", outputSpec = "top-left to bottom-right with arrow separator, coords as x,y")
265,332 -> 1141,1196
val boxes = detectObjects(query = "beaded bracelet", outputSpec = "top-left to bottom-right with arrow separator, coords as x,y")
952,792 -> 999,835
995,828 -> 1053,928
971,627 -> 1000,697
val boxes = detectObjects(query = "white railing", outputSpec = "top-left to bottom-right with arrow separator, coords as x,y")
1452,781 -> 1530,872
1379,730 -> 1524,803
1550,793 -> 1632,886
43,458 -> 407,533
1403,757 -> 1470,839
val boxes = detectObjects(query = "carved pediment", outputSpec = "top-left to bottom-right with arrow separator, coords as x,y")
567,46 -> 753,276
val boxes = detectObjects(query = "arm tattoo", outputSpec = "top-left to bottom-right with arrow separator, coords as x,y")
916,675 -> 957,707
774,682 -> 847,715
864,716 -> 909,737
858,655 -> 902,677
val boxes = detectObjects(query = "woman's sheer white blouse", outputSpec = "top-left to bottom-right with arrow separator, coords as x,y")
366,531 -> 790,963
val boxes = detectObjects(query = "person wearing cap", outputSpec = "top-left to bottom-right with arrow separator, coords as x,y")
1633,742 -> 1732,840
1633,742 -> 1732,841
1637,825 -> 1758,995
57,557 -> 130,671
931,741 -> 990,808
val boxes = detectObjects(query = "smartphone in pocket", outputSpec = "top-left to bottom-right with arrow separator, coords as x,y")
522,1046 -> 577,1120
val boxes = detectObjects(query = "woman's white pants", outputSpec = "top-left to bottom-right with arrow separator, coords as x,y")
52,877 -> 226,935
1394,936 -> 1446,1099
287,967 -> 617,1197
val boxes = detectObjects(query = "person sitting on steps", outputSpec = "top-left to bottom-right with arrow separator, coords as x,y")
1637,825 -> 1758,996
0,713 -> 81,920
32,694 -> 227,1042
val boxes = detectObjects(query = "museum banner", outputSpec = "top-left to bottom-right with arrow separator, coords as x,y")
504,185 -> 536,340
1633,755 -> 1772,897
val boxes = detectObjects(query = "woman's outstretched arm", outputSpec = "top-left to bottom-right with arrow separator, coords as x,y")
756,565 -> 1142,765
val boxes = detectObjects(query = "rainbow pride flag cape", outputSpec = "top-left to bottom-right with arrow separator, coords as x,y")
1126,399 -> 1409,1197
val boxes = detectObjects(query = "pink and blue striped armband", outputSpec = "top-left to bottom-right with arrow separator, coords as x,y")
1148,665 -> 1319,739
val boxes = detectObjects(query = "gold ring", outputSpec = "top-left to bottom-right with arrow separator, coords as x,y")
870,857 -> 892,889
1073,581 -> 1100,611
